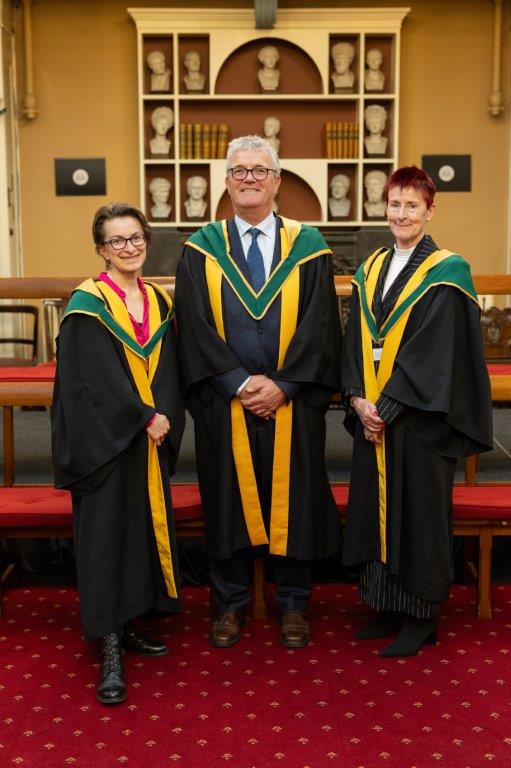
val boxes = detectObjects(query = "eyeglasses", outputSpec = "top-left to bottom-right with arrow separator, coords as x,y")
102,232 -> 147,250
228,166 -> 277,181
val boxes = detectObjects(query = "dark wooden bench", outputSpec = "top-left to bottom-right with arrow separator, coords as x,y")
2,480 -> 510,620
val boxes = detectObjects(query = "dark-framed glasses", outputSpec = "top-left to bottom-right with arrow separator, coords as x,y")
229,166 -> 276,181
102,232 -> 147,250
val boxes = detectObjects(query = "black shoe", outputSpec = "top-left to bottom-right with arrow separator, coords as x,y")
379,618 -> 437,658
122,622 -> 169,656
97,631 -> 126,705
355,612 -> 401,639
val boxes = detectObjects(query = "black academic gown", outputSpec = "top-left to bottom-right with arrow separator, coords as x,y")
174,219 -> 342,561
51,289 -> 185,640
341,238 -> 493,603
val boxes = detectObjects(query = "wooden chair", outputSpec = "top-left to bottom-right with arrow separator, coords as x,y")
0,304 -> 39,366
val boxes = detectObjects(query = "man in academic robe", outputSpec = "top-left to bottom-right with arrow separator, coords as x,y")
174,135 -> 342,648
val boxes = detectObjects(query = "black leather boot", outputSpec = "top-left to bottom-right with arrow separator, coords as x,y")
355,612 -> 401,639
97,631 -> 126,705
380,617 -> 437,658
122,622 -> 168,656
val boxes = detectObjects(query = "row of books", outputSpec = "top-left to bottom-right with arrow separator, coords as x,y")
325,122 -> 359,159
179,123 -> 230,159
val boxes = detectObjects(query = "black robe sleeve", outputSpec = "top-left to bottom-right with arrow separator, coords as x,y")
341,282 -> 493,456
174,246 -> 249,399
381,285 -> 493,456
341,288 -> 365,436
272,253 -> 342,407
52,314 -> 157,491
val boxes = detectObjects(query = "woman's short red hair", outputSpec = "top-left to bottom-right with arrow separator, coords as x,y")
383,165 -> 436,208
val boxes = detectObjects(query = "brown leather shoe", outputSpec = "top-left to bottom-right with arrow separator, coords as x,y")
209,611 -> 246,648
280,613 -> 311,648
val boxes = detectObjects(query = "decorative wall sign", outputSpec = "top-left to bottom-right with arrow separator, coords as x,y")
421,155 -> 471,192
55,158 -> 106,196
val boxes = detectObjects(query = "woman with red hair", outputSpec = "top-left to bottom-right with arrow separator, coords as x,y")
341,166 -> 492,656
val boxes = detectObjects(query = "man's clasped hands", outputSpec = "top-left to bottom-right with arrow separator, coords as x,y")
239,374 -> 287,420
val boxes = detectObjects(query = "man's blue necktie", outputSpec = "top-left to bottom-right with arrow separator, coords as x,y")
246,227 -> 265,292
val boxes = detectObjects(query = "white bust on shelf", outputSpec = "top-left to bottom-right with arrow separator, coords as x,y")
328,174 -> 351,217
149,177 -> 172,219
146,50 -> 171,92
330,41 -> 355,90
365,48 -> 385,91
257,45 -> 280,92
263,115 -> 281,153
184,175 -> 208,219
183,50 -> 205,93
364,169 -> 387,217
149,106 -> 174,156
364,104 -> 388,155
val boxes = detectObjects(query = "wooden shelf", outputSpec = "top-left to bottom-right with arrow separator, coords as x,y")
130,8 -> 409,228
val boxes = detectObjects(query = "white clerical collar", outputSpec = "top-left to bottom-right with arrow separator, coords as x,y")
235,211 -> 276,239
393,244 -> 415,261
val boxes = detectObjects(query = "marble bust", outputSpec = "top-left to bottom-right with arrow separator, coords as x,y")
149,106 -> 174,156
149,177 -> 172,219
365,48 -> 385,92
330,41 -> 355,91
184,175 -> 208,219
364,169 -> 387,217
183,50 -> 205,93
328,174 -> 351,217
258,45 -> 280,92
263,115 -> 281,153
364,104 -> 388,155
146,50 -> 171,93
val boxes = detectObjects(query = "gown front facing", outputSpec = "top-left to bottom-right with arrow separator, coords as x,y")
51,280 -> 185,639
341,236 -> 493,609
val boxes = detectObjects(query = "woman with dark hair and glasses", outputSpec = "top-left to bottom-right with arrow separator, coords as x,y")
341,166 -> 492,657
51,202 -> 184,704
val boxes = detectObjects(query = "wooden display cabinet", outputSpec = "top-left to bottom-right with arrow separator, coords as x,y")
129,7 -> 410,227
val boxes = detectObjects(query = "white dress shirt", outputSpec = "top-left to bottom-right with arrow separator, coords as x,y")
234,211 -> 277,280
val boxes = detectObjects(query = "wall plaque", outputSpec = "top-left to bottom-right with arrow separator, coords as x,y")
55,158 -> 106,196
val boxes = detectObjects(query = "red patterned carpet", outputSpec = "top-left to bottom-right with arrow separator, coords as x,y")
1,584 -> 510,768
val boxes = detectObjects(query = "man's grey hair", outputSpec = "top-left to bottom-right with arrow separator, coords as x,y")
225,135 -> 281,177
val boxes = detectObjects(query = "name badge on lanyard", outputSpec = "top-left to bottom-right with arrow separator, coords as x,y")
373,345 -> 383,362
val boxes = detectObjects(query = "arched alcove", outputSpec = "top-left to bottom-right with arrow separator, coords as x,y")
215,38 -> 323,95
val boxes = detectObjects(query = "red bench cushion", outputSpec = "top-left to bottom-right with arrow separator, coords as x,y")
331,484 -> 349,512
0,483 -> 203,527
171,484 -> 203,521
453,486 -> 511,520
1,484 -> 508,528
487,364 -> 511,376
331,484 -> 511,522
0,362 -> 56,382
0,487 -> 72,526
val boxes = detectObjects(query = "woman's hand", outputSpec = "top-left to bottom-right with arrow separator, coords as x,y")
351,396 -> 385,436
146,413 -> 170,446
364,426 -> 383,444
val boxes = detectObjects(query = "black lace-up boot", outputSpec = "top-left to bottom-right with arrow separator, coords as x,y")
97,631 -> 126,705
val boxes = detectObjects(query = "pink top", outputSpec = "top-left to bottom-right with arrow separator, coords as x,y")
97,272 -> 155,427
98,272 -> 150,346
